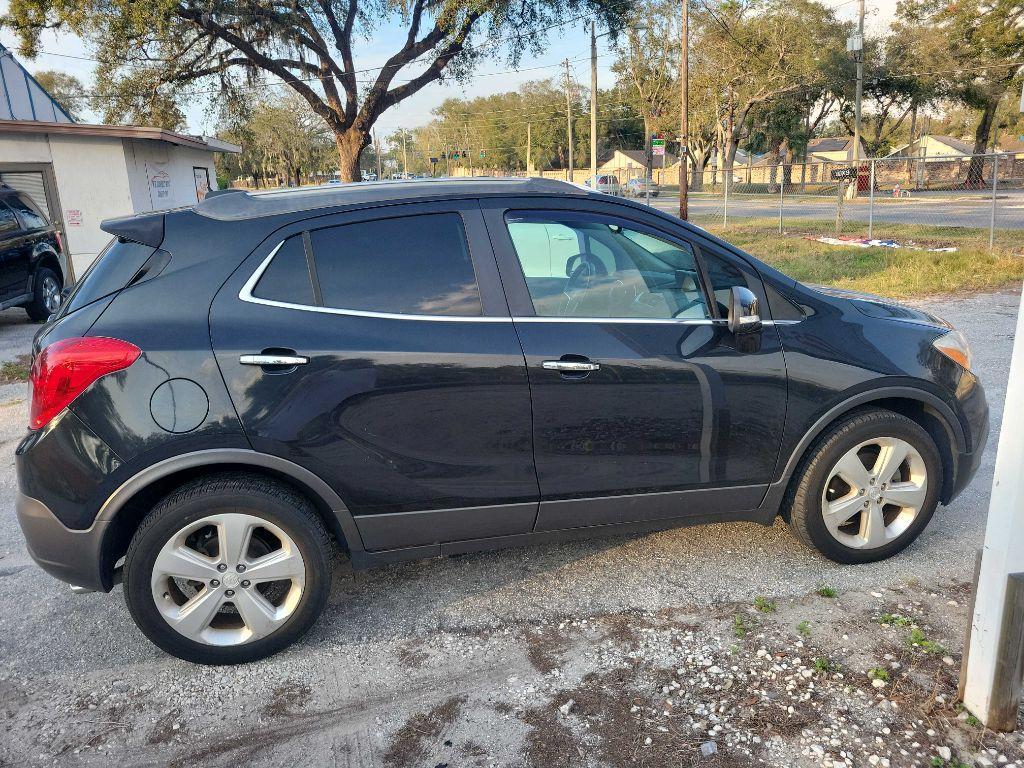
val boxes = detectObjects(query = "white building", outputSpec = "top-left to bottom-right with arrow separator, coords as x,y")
0,44 -> 239,278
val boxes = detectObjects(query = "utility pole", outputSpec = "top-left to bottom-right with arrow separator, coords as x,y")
564,58 -> 574,182
849,0 -> 865,199
590,22 -> 598,188
401,129 -> 408,177
526,122 -> 532,175
679,0 -> 689,220
373,128 -> 382,179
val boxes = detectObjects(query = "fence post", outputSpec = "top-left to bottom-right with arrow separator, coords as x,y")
990,153 -> 999,252
868,159 -> 875,241
723,168 -> 729,227
778,163 -> 784,234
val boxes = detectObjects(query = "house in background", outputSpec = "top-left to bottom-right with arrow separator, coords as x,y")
0,43 -> 239,277
805,136 -> 868,162
885,135 -> 976,162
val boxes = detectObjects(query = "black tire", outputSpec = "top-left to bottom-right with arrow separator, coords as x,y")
785,408 -> 943,564
25,265 -> 62,322
123,473 -> 332,664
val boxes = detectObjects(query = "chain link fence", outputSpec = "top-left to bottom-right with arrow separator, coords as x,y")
674,153 -> 1024,252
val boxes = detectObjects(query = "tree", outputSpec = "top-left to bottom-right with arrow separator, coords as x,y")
90,65 -> 187,129
4,0 -> 630,181
699,0 -> 848,188
217,92 -> 336,186
32,69 -> 85,119
899,0 -> 1024,185
612,0 -> 678,141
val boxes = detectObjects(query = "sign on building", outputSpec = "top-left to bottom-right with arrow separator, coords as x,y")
147,163 -> 174,209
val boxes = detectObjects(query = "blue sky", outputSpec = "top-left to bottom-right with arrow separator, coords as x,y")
0,0 -> 896,138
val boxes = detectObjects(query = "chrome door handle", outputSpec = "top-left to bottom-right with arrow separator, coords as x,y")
542,360 -> 600,372
240,354 -> 308,366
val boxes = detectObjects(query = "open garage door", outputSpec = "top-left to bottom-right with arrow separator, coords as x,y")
0,164 -> 75,284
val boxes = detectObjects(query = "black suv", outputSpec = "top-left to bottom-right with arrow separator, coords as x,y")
0,184 -> 65,321
15,179 -> 988,664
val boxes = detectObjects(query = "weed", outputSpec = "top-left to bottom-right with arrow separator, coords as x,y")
878,613 -> 913,627
733,615 -> 748,639
908,627 -> 946,654
812,657 -> 837,674
753,596 -> 776,613
867,667 -> 890,682
796,620 -> 811,637
816,585 -> 837,598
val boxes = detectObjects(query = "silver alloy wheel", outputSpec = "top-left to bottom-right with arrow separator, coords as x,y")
150,513 -> 305,646
820,436 -> 928,550
42,275 -> 61,314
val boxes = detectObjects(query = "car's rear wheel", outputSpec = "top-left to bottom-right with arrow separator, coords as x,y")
785,409 -> 942,563
123,473 -> 332,664
25,266 -> 62,322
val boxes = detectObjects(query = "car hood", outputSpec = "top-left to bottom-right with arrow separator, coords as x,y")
808,284 -> 951,329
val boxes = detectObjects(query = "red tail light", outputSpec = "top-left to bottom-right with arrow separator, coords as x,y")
29,337 -> 141,430
54,229 -> 63,254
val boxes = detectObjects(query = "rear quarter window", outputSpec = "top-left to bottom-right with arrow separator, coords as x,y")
61,240 -> 156,315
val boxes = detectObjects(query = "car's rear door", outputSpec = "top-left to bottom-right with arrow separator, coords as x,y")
210,200 -> 538,552
481,196 -> 789,530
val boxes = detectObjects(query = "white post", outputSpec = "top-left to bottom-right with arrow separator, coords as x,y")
963,282 -> 1024,730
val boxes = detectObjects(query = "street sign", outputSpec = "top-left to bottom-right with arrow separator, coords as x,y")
652,138 -> 666,157
429,157 -> 438,164
831,167 -> 857,181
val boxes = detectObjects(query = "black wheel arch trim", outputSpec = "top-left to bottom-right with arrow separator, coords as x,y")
769,384 -> 966,502
96,448 -> 366,559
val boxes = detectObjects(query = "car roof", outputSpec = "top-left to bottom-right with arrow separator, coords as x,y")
194,177 -> 594,222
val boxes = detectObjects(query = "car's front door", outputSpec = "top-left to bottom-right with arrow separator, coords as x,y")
210,201 -> 538,552
481,199 -> 789,531
0,201 -> 27,301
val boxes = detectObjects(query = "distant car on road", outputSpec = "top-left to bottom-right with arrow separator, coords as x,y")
0,184 -> 65,321
625,177 -> 660,198
16,178 -> 988,664
585,174 -> 622,196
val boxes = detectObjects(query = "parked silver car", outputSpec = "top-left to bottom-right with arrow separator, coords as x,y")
626,177 -> 661,197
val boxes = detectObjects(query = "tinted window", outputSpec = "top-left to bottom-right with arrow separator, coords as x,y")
702,249 -> 753,316
506,213 -> 709,320
0,203 -> 17,236
253,235 -> 314,306
310,213 -> 481,316
62,240 -> 155,314
8,194 -> 48,230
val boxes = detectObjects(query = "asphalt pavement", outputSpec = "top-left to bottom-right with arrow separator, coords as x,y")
644,191 -> 1024,230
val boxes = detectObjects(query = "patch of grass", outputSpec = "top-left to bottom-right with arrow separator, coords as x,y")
965,713 -> 981,727
753,596 -> 776,613
867,667 -> 890,682
878,613 -> 914,627
907,627 -> 946,654
0,355 -> 31,384
816,585 -> 837,598
796,620 -> 811,638
697,217 -> 1024,300
732,614 -> 748,638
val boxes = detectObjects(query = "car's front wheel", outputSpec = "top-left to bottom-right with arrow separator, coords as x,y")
123,473 -> 332,664
786,408 -> 942,564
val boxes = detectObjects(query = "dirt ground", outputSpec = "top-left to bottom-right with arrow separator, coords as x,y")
0,289 -> 1021,767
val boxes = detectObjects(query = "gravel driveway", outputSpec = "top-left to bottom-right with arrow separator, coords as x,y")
0,289 -> 1019,767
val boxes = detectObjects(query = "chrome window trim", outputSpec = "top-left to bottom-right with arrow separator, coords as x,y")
239,239 -> 802,326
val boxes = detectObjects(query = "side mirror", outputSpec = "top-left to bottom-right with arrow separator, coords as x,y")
728,286 -> 761,334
